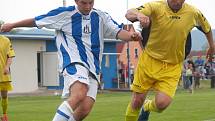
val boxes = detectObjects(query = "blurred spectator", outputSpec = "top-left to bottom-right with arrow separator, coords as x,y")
187,57 -> 195,71
195,56 -> 205,79
204,60 -> 211,79
193,66 -> 202,88
185,63 -> 194,92
195,56 -> 204,66
207,57 -> 215,88
130,64 -> 135,84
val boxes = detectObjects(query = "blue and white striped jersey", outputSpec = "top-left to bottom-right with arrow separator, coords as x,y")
35,6 -> 121,80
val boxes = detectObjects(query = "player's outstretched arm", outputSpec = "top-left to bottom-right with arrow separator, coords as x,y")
205,30 -> 215,60
0,18 -> 36,32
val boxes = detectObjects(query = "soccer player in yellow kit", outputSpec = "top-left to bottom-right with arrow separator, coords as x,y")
0,35 -> 15,121
125,0 -> 215,121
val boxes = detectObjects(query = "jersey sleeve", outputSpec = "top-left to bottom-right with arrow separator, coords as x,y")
103,12 -> 121,39
7,40 -> 15,58
135,2 -> 154,16
195,9 -> 211,33
35,7 -> 73,30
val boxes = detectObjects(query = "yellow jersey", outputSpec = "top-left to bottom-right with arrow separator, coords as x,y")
0,35 -> 15,82
136,1 -> 211,64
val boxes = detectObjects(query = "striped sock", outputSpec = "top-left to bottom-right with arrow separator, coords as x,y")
52,101 -> 76,121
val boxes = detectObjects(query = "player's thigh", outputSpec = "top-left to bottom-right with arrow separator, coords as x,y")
62,64 -> 90,99
74,96 -> 95,120
73,77 -> 98,120
69,81 -> 88,99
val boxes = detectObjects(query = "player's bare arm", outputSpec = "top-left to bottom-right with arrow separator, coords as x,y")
117,30 -> 142,42
0,18 -> 36,32
205,30 -> 215,60
125,9 -> 150,28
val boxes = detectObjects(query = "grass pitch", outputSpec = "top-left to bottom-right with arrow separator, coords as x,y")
5,81 -> 215,121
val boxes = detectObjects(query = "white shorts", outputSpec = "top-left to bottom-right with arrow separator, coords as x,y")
61,64 -> 98,100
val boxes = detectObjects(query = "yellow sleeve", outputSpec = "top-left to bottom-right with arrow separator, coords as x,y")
135,2 -> 153,16
195,9 -> 211,33
7,40 -> 15,58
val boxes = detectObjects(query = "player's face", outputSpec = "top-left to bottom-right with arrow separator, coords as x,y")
75,0 -> 94,15
167,0 -> 185,12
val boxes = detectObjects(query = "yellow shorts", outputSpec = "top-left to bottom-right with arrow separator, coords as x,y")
0,81 -> 13,91
131,52 -> 182,98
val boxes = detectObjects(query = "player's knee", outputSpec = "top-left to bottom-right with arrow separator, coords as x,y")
155,99 -> 171,111
132,97 -> 144,109
76,107 -> 92,121
77,112 -> 90,121
83,108 -> 91,117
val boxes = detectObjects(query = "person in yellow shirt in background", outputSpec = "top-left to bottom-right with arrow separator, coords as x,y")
124,0 -> 215,121
0,34 -> 15,121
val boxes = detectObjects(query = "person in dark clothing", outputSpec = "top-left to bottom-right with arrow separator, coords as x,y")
206,57 -> 215,88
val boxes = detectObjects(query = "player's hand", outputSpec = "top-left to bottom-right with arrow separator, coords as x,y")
206,47 -> 215,62
3,66 -> 10,75
137,13 -> 150,28
0,23 -> 14,32
131,32 -> 143,41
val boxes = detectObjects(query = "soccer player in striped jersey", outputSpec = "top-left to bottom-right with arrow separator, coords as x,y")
0,0 -> 142,121
0,35 -> 15,121
125,0 -> 215,121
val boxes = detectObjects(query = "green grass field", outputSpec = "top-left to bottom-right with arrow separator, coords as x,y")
5,81 -> 215,121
